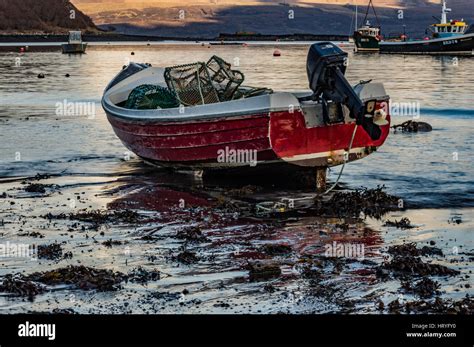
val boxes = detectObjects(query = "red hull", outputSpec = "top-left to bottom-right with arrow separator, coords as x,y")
106,107 -> 390,169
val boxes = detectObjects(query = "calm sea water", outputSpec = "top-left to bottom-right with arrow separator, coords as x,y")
0,44 -> 473,208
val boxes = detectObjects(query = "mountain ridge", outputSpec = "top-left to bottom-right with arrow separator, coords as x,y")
0,0 -> 96,33
70,0 -> 474,38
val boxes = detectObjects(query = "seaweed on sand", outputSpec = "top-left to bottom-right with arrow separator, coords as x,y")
388,296 -> 473,314
247,260 -> 281,281
43,209 -> 140,224
387,243 -> 443,257
260,244 -> 292,256
0,274 -> 46,301
401,278 -> 441,298
313,186 -> 400,219
384,217 -> 414,229
176,226 -> 208,242
18,231 -> 44,238
176,251 -> 199,264
37,242 -> 63,260
376,256 -> 459,278
21,173 -> 52,182
23,183 -> 49,193
24,265 -> 126,291
0,266 -> 162,299
127,267 -> 160,284
102,239 -> 123,248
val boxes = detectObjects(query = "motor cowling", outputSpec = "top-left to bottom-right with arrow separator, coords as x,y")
306,42 -> 382,141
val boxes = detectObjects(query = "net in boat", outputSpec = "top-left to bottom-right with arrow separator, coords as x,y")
164,62 -> 220,106
125,85 -> 180,109
206,55 -> 245,102
164,56 -> 245,106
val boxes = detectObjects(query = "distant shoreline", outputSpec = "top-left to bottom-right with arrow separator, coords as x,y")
0,32 -> 350,43
0,33 -> 351,52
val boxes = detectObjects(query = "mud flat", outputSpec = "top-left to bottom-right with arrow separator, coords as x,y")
0,171 -> 472,314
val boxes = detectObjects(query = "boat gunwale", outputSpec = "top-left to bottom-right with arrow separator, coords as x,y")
102,90 -> 308,123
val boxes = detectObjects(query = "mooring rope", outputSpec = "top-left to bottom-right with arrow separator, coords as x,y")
255,124 -> 359,215
318,124 -> 359,196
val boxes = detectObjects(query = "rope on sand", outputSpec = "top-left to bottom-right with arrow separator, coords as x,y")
255,125 -> 359,215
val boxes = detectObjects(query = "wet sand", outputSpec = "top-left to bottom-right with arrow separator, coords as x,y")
0,166 -> 472,314
0,46 -> 473,314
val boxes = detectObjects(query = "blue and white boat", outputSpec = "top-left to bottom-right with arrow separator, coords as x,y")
380,0 -> 474,55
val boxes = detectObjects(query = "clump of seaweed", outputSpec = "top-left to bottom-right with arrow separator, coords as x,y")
387,296 -> 473,314
0,274 -> 46,301
247,260 -> 281,281
18,231 -> 44,238
23,183 -> 48,193
127,267 -> 160,284
384,217 -> 414,229
30,173 -> 52,181
387,243 -> 443,257
377,256 -> 459,278
176,226 -> 208,242
260,244 -> 292,256
314,186 -> 400,219
43,209 -> 140,224
24,265 -> 126,291
21,173 -> 52,182
37,242 -> 63,260
401,278 -> 441,298
102,239 -> 123,248
176,251 -> 199,264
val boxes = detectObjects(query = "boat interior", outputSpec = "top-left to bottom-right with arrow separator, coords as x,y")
103,44 -> 388,136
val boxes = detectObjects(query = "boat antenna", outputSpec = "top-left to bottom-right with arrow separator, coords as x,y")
363,0 -> 381,28
355,1 -> 358,30
348,0 -> 356,38
441,0 -> 451,24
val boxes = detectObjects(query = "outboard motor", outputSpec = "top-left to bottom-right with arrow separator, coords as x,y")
306,42 -> 382,140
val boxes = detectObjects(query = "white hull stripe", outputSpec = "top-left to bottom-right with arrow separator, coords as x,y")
281,146 -> 368,162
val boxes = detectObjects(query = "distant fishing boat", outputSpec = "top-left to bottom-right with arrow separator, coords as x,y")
102,42 -> 390,179
380,0 -> 474,55
61,31 -> 87,54
353,0 -> 382,52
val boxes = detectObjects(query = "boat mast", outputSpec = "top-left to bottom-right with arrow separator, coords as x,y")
363,0 -> 380,28
441,0 -> 451,24
355,1 -> 358,30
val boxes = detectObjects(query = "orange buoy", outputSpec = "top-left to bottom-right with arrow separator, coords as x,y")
273,49 -> 281,57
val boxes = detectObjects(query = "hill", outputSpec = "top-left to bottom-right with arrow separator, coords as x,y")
0,0 -> 96,33
70,0 -> 474,38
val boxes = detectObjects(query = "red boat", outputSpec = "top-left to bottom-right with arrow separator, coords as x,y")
102,42 -> 390,180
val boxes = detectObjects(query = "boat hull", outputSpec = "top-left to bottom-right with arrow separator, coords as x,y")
105,107 -> 390,171
380,33 -> 474,55
61,43 -> 87,54
353,31 -> 380,52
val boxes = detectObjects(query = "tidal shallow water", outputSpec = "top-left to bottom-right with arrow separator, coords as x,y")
0,44 -> 472,314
